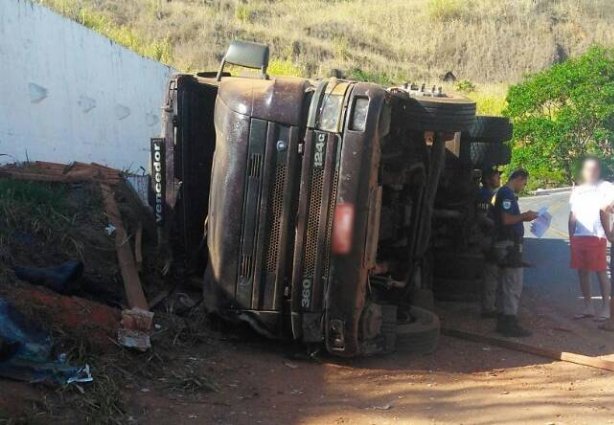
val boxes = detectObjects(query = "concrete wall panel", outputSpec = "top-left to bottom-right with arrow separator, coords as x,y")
0,0 -> 175,170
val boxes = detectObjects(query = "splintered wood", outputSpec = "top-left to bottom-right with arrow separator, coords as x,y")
0,161 -> 122,185
100,183 -> 149,311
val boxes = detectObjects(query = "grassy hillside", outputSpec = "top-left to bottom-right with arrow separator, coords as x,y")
37,0 -> 614,113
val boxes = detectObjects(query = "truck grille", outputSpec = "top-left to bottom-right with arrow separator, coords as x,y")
303,166 -> 325,275
322,168 -> 339,276
296,131 -> 339,313
264,162 -> 287,273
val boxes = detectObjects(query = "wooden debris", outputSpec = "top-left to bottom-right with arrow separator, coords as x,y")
0,161 -> 121,185
135,222 -> 144,272
118,308 -> 154,351
442,327 -> 614,373
100,183 -> 149,311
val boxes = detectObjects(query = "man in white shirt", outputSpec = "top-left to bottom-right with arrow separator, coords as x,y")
569,157 -> 613,321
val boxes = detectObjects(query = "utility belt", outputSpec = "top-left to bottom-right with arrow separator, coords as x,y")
493,238 -> 523,268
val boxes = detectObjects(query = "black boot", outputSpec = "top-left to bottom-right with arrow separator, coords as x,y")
12,260 -> 83,294
498,315 -> 532,338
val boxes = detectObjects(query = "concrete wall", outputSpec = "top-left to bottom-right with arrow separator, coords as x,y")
0,0 -> 175,171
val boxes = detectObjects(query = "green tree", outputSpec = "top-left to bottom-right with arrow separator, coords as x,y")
504,46 -> 614,189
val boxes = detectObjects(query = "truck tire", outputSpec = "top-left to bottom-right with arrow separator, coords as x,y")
467,116 -> 513,142
396,306 -> 440,354
470,141 -> 511,167
405,94 -> 476,133
433,277 -> 481,302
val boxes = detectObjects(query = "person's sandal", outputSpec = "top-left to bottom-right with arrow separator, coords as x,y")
574,304 -> 595,320
594,306 -> 611,322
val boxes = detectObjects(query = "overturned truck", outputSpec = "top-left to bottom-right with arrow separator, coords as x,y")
154,41 -> 511,357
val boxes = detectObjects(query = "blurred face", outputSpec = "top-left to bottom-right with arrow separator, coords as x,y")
490,172 -> 501,189
511,177 -> 528,193
582,160 -> 600,184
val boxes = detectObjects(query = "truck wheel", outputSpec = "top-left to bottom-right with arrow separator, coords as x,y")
395,306 -> 440,354
470,141 -> 511,167
404,93 -> 476,132
433,277 -> 481,302
467,116 -> 513,142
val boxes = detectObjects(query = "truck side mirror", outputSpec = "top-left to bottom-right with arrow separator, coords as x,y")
216,40 -> 270,81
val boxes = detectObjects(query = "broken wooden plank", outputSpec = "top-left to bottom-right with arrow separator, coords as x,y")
0,171 -> 70,182
135,222 -> 143,272
33,161 -> 68,173
442,327 -> 614,373
100,183 -> 149,311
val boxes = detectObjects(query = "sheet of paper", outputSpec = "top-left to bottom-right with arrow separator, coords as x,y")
530,207 -> 552,238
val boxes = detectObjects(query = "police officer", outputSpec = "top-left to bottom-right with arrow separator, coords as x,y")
478,168 -> 501,318
493,169 -> 538,337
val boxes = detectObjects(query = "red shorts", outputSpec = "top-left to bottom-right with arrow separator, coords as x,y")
570,236 -> 608,271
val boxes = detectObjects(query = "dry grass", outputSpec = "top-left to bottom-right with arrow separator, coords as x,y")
35,0 -> 614,85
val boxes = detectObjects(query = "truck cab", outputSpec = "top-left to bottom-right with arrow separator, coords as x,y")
155,41 -> 477,357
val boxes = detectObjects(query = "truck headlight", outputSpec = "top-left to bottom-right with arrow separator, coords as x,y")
350,97 -> 369,132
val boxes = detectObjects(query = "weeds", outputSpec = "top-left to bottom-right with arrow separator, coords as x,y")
347,68 -> 397,86
36,0 -> 614,84
0,180 -> 106,262
465,84 -> 508,115
38,0 -> 173,63
268,59 -> 303,77
427,0 -> 467,22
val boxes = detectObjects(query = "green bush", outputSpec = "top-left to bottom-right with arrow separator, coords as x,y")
455,79 -> 476,93
504,46 -> 614,189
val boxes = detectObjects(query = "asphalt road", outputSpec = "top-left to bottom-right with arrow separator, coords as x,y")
518,190 -> 614,357
521,190 -> 577,304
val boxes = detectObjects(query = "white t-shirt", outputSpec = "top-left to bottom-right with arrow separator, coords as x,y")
569,181 -> 614,238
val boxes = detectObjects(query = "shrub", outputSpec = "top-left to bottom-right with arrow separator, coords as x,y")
504,46 -> 614,188
455,79 -> 476,93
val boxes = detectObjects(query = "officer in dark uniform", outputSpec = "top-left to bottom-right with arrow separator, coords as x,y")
493,169 -> 538,337
478,168 -> 501,318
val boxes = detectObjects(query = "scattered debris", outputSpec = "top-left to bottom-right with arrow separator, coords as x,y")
104,223 -> 117,235
118,308 -> 154,351
283,361 -> 298,369
0,298 -> 91,385
0,160 -> 217,422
